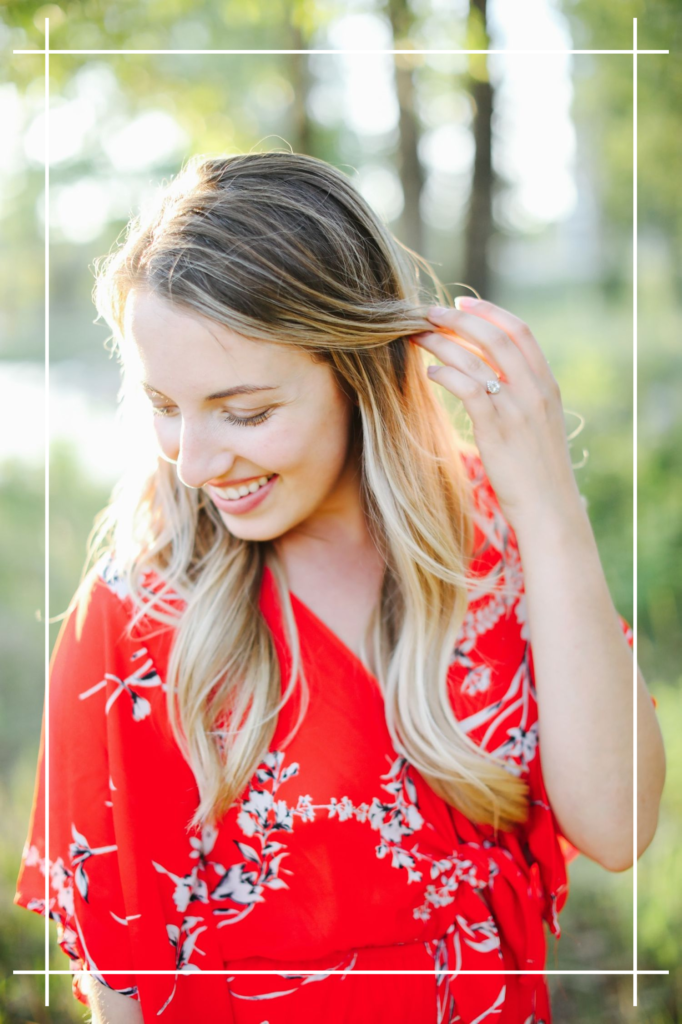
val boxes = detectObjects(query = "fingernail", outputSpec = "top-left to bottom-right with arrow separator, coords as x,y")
427,365 -> 439,377
428,306 -> 449,318
455,296 -> 478,309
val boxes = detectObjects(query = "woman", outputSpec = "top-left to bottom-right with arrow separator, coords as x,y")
15,151 -> 665,1024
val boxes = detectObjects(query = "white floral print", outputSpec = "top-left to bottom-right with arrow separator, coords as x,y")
70,824 -> 118,903
78,646 -> 163,723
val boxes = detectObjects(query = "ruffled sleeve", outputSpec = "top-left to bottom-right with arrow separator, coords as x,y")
13,561 -> 140,1007
450,451 -> 646,941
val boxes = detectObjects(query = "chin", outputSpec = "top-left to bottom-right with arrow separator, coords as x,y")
217,511 -> 291,544
217,489 -> 325,544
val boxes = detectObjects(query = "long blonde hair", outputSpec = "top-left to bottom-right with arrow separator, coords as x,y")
75,150 -> 528,834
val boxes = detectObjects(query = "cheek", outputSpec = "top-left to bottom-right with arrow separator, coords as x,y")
257,428 -> 310,475
152,419 -> 177,457
264,405 -> 351,479
296,403 -> 353,475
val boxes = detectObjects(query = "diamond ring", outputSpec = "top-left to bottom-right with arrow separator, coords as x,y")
485,379 -> 501,395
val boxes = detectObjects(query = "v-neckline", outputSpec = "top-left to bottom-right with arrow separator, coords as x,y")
287,586 -> 377,681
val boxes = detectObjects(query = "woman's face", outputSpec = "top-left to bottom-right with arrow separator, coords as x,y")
122,287 -> 359,544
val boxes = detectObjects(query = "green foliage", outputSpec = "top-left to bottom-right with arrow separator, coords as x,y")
0,460 -> 44,779
565,0 -> 682,283
465,3 -> 489,83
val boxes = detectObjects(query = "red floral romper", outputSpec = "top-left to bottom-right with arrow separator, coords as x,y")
14,451 -> 639,1023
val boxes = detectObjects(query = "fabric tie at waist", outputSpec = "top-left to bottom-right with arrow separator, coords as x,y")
423,840 -> 548,1024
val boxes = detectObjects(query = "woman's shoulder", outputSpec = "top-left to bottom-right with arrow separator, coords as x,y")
85,550 -> 183,611
93,549 -> 134,604
51,553 -> 181,727
63,552 -> 183,658
61,552 -> 134,643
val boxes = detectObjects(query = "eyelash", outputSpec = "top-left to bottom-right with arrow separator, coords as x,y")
151,407 -> 273,427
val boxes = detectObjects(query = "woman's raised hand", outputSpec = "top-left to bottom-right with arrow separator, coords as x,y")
410,297 -> 585,535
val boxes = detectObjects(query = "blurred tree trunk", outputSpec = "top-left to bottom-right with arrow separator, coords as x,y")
388,0 -> 424,255
464,0 -> 494,298
290,23 -> 313,153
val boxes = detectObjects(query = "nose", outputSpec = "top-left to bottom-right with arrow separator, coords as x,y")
167,419 -> 235,491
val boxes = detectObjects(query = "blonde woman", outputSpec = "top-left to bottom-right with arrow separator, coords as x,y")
15,152 -> 664,1024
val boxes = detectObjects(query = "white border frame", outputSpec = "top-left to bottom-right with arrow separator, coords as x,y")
11,16 -> 670,1010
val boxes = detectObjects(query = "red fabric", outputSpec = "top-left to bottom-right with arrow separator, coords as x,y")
14,452 -> 637,1023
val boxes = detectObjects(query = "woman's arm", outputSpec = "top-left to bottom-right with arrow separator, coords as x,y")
412,298 -> 666,871
513,502 -> 666,872
85,977 -> 144,1024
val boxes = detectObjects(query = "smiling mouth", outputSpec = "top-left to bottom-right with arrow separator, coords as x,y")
211,473 -> 277,500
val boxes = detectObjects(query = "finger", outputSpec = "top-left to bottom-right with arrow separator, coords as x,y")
426,362 -> 501,426
454,297 -> 555,381
426,306 -> 529,385
410,331 -> 497,375
414,331 -> 505,393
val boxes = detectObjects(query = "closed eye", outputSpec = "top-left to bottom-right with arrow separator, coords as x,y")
222,409 -> 273,427
150,407 -> 274,427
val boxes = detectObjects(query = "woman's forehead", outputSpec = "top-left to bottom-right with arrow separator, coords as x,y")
121,287 -> 327,393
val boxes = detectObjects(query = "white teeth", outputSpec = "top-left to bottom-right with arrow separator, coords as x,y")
215,474 -> 274,500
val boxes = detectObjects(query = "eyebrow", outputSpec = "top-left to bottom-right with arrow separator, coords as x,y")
141,382 -> 281,401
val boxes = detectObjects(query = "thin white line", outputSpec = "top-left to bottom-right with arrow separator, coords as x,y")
43,19 -> 50,1011
632,15 -> 639,1012
12,47 -> 670,55
12,969 -> 672,976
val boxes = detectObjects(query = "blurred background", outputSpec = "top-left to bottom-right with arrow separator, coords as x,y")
0,0 -> 680,1020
